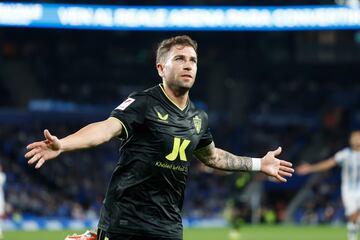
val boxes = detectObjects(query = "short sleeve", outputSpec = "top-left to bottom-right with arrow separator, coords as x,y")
110,93 -> 148,139
334,148 -> 349,165
195,111 -> 213,150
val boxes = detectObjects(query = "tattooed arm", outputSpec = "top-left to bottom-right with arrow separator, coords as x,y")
194,142 -> 253,171
194,142 -> 294,182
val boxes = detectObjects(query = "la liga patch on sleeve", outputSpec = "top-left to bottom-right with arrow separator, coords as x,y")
116,97 -> 135,110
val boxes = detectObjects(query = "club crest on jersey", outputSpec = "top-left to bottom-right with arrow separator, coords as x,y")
193,115 -> 202,134
116,97 -> 135,111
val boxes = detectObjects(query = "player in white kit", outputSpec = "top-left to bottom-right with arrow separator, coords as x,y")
0,165 -> 5,239
297,130 -> 360,240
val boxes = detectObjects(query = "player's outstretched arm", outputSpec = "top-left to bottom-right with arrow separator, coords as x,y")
194,142 -> 294,182
296,158 -> 336,175
25,117 -> 123,168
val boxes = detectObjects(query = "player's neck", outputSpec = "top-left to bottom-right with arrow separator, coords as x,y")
352,146 -> 360,152
162,83 -> 189,110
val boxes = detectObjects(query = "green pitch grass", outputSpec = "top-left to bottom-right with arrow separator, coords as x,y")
3,225 -> 346,240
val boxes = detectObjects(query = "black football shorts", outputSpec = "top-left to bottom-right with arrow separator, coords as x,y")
96,229 -> 182,240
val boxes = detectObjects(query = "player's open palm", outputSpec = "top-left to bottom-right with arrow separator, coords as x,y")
261,147 -> 294,182
25,129 -> 62,169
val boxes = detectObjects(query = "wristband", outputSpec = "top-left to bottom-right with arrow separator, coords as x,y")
251,158 -> 262,171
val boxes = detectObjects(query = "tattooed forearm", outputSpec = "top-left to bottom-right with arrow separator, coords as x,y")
194,142 -> 253,171
217,149 -> 252,171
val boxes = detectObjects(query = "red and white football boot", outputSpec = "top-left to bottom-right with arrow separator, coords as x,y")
65,230 -> 97,240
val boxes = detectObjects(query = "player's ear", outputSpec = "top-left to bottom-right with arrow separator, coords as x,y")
156,63 -> 165,77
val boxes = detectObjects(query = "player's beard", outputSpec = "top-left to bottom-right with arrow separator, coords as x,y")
170,77 -> 195,96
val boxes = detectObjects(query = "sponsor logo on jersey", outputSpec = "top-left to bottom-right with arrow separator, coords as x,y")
193,115 -> 202,134
155,161 -> 188,172
156,111 -> 169,122
116,97 -> 135,110
166,137 -> 191,161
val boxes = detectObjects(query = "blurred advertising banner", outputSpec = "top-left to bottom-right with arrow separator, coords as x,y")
1,3 -> 360,31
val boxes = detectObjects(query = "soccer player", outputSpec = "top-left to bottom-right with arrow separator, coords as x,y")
297,130 -> 360,240
25,35 -> 294,240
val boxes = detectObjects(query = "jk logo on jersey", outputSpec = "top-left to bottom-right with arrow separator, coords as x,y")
166,137 -> 190,161
193,115 -> 202,134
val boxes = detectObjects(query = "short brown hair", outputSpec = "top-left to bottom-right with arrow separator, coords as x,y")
156,35 -> 198,64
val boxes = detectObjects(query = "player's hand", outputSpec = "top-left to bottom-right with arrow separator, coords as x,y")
296,163 -> 312,175
25,129 -> 62,169
260,147 -> 294,182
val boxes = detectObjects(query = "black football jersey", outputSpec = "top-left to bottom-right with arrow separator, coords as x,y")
98,84 -> 213,238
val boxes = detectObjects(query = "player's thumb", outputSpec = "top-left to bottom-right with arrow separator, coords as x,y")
44,129 -> 54,141
273,146 -> 282,156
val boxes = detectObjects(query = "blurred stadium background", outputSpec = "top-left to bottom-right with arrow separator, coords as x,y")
1,0 -> 360,239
